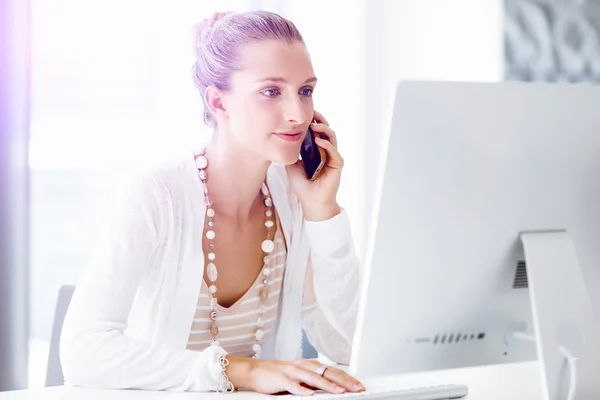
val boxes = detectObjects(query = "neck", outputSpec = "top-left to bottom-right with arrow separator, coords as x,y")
202,131 -> 271,222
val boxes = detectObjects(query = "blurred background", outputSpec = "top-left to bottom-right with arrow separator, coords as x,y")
2,0 -> 600,391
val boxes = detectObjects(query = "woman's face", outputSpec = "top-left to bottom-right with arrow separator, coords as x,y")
221,39 -> 316,165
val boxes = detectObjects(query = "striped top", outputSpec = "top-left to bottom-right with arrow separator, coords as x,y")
186,216 -> 286,357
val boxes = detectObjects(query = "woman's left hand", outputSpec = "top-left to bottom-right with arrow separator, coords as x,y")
286,110 -> 344,221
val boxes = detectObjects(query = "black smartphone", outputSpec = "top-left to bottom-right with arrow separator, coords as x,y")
300,125 -> 327,181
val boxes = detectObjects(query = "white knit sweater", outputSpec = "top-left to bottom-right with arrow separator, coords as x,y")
59,152 -> 361,392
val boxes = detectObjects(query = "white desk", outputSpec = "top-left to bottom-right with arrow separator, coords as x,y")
0,362 -> 543,399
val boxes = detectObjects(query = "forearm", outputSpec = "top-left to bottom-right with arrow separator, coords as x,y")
301,208 -> 361,363
302,262 -> 360,364
60,317 -> 226,391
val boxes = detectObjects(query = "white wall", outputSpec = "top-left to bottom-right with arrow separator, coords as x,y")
362,0 -> 505,257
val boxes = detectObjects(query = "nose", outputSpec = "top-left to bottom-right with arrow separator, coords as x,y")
284,94 -> 308,125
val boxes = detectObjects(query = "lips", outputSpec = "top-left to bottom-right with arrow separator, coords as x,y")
273,131 -> 302,142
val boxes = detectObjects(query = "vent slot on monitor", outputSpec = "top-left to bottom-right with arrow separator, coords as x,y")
513,261 -> 528,289
423,331 -> 485,345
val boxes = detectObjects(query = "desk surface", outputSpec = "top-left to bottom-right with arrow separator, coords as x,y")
0,361 -> 543,399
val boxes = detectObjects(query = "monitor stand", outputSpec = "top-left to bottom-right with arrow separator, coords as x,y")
518,230 -> 600,400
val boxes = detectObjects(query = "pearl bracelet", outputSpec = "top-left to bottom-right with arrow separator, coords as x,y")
218,354 -> 235,393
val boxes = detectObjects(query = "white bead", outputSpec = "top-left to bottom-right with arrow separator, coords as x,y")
211,341 -> 220,347
261,183 -> 269,196
206,230 -> 215,240
255,329 -> 265,341
209,285 -> 217,294
265,220 -> 274,228
265,210 -> 273,217
265,198 -> 273,207
252,343 -> 262,353
206,208 -> 215,218
261,239 -> 275,253
263,268 -> 271,276
195,155 -> 208,169
208,252 -> 216,261
264,256 -> 270,264
207,263 -> 217,282
198,170 -> 206,180
210,298 -> 217,307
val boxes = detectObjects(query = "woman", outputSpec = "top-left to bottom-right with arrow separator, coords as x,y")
60,10 -> 364,396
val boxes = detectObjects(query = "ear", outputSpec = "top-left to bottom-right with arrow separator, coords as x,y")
204,85 -> 228,120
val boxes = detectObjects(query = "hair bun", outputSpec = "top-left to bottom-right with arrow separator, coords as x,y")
193,11 -> 233,49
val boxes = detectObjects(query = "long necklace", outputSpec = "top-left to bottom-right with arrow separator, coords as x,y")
195,148 -> 275,359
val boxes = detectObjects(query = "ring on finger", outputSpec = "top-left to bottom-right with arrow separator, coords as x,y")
315,364 -> 328,377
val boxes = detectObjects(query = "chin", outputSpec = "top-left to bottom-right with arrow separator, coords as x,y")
269,149 -> 301,165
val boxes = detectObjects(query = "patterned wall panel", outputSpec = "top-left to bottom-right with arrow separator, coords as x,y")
505,0 -> 600,82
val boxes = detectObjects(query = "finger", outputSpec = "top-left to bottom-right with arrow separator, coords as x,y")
284,379 -> 315,396
291,367 -> 346,394
312,110 -> 329,126
299,382 -> 320,391
294,361 -> 350,393
320,367 -> 366,393
310,122 -> 337,148
298,361 -> 365,393
315,137 -> 343,169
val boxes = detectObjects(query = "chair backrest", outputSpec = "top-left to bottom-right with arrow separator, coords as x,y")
45,285 -> 75,387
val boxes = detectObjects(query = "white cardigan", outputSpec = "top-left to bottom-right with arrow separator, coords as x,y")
60,152 -> 361,392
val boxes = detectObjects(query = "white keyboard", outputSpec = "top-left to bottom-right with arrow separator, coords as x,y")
269,383 -> 469,399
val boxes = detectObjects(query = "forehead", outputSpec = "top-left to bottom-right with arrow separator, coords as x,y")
233,40 -> 315,84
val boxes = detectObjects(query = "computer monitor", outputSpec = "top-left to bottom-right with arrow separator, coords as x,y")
350,80 -> 600,399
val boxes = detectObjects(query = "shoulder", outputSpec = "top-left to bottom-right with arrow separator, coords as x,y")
114,149 -> 199,208
146,149 -> 197,189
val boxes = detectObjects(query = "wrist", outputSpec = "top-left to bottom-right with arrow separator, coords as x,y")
225,355 -> 256,390
302,201 -> 341,221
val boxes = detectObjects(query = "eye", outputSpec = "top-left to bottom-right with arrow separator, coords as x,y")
261,88 -> 280,97
300,87 -> 314,96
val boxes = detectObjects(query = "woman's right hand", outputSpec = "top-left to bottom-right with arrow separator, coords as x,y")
226,356 -> 366,395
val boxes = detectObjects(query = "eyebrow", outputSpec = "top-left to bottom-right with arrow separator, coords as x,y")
256,76 -> 318,84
